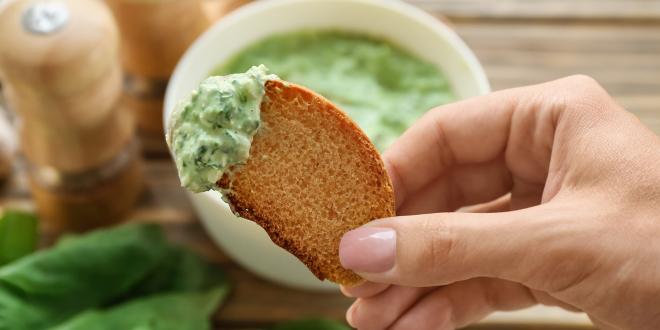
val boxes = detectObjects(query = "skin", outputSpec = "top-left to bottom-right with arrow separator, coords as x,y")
339,75 -> 660,330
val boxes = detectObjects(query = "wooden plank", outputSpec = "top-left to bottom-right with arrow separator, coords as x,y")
407,0 -> 660,21
129,160 -> 196,223
455,24 -> 660,46
448,22 -> 660,134
214,265 -> 351,328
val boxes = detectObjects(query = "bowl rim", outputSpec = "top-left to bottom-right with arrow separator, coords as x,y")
164,0 -> 491,130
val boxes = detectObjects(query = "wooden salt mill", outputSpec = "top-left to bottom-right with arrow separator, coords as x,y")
105,0 -> 212,154
0,0 -> 144,232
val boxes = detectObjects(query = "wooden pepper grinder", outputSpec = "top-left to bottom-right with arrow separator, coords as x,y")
105,0 -> 212,154
0,0 -> 144,232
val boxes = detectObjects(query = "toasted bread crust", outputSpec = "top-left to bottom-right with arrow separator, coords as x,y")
218,80 -> 395,285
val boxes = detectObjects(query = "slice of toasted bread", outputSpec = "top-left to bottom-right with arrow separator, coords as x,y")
218,80 -> 395,285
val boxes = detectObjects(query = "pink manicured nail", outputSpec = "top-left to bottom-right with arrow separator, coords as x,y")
339,227 -> 396,273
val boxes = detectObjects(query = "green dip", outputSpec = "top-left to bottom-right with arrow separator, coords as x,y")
213,30 -> 455,151
166,65 -> 277,193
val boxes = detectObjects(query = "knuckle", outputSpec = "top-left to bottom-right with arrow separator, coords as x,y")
391,295 -> 454,330
544,75 -> 616,123
407,217 -> 457,281
560,75 -> 611,108
564,74 -> 601,89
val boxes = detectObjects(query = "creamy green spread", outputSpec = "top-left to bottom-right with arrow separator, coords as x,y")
167,65 -> 277,193
213,31 -> 455,151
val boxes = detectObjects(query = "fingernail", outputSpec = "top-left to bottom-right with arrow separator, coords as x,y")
346,302 -> 358,327
339,227 -> 396,273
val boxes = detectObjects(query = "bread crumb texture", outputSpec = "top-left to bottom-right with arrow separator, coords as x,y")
219,80 -> 395,285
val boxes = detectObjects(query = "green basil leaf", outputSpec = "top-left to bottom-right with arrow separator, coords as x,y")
0,224 -> 229,330
0,210 -> 38,266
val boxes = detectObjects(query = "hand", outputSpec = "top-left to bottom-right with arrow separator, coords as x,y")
338,75 -> 660,330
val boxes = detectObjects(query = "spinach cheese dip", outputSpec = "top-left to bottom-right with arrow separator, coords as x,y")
213,30 -> 456,151
167,65 -> 277,193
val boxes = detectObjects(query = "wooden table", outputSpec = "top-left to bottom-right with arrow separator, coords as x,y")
2,0 -> 659,329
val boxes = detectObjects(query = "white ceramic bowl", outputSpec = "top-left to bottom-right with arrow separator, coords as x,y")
164,0 -> 490,291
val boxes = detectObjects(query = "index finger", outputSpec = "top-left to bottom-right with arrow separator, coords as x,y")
383,90 -> 515,209
383,79 -> 563,210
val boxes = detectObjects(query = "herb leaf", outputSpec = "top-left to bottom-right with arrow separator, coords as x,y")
0,224 -> 230,330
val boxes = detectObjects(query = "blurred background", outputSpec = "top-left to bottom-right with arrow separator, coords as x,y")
0,0 -> 658,329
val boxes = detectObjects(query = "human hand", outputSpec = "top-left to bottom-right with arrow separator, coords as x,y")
338,75 -> 660,330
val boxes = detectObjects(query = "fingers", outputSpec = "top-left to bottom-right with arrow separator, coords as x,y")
346,278 -> 539,330
344,280 -> 581,330
384,75 -> 615,210
346,286 -> 434,330
388,278 -> 537,330
340,203 -> 594,290
382,82 -> 552,210
396,157 -> 512,215
340,282 -> 389,298
382,90 -> 518,209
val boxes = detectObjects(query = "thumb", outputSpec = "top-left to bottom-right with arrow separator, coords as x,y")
339,204 -> 589,290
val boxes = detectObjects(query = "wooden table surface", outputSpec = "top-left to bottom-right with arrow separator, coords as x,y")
2,0 -> 660,329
